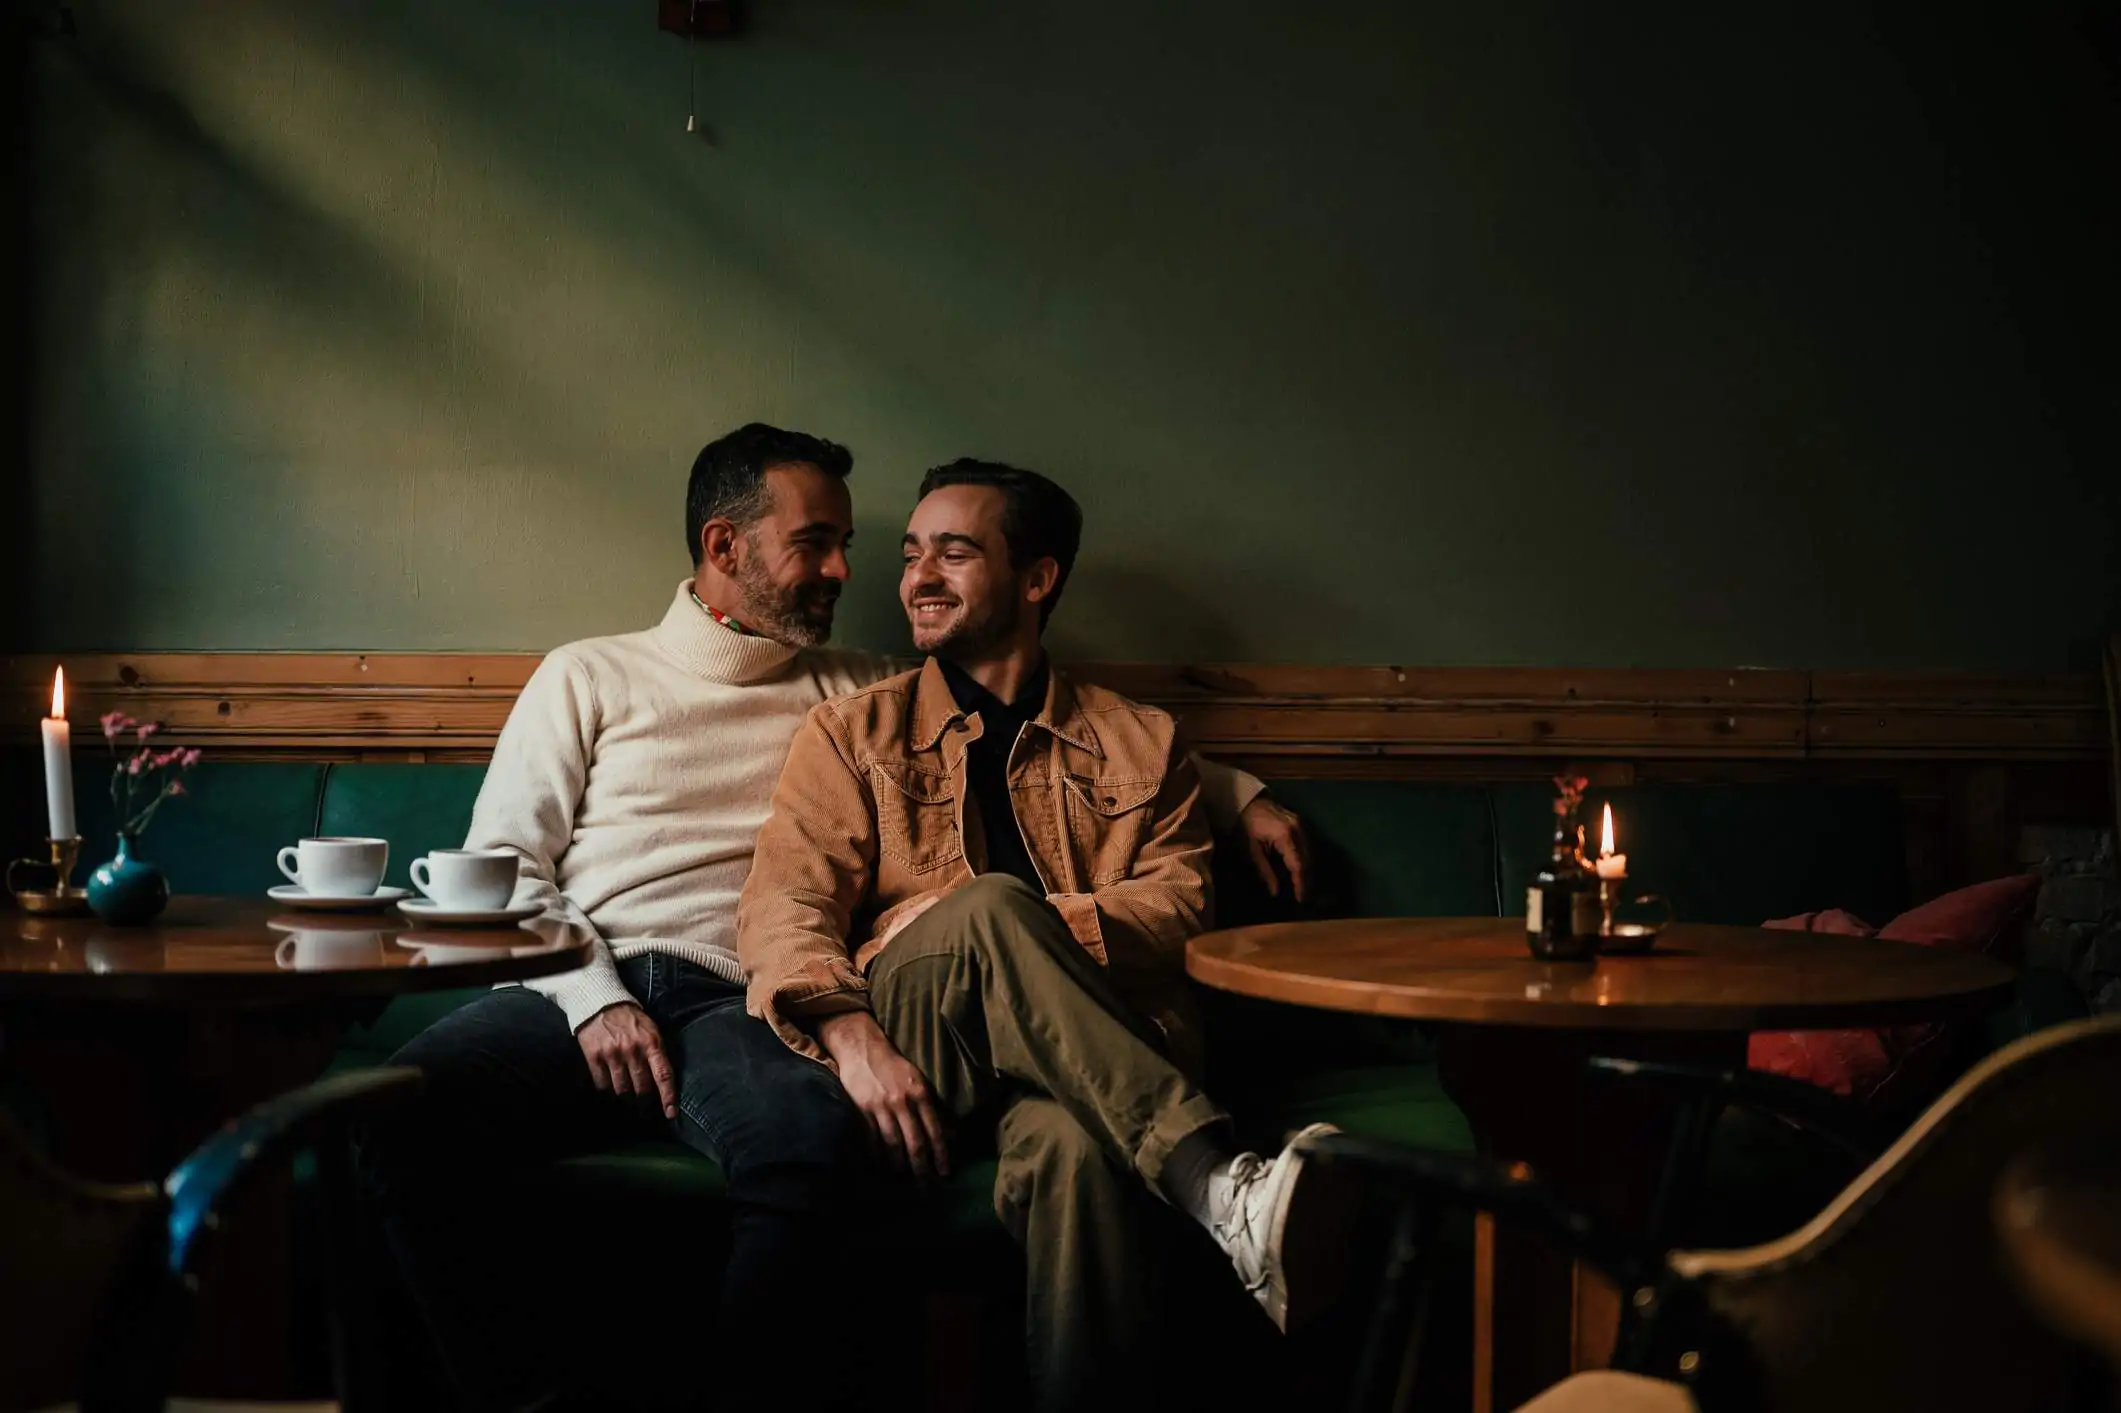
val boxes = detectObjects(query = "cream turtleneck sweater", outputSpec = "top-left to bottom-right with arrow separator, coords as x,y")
466,584 -> 890,1028
468,582 -> 1265,1031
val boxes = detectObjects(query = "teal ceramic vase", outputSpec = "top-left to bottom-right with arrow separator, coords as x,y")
87,832 -> 169,926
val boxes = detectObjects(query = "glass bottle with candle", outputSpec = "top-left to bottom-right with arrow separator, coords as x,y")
1527,775 -> 1600,960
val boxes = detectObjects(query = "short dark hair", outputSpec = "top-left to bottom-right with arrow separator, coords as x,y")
686,423 -> 853,565
917,459 -> 1083,626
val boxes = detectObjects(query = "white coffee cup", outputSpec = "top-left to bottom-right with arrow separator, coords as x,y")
275,928 -> 385,971
276,836 -> 388,897
409,848 -> 518,911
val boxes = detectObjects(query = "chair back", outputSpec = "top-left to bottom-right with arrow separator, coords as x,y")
1663,1014 -> 2121,1413
0,1109 -> 162,1413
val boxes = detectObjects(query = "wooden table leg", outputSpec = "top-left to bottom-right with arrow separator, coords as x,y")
1,1000 -> 362,1399
1438,1024 -> 1746,1413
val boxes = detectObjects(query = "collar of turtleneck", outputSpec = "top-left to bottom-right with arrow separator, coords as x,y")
648,582 -> 802,684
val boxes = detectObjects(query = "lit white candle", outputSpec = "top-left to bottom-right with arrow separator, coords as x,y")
1594,802 -> 1627,880
41,667 -> 76,840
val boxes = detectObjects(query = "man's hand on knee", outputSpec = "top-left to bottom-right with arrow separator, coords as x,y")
816,1011 -> 951,1184
577,1002 -> 679,1119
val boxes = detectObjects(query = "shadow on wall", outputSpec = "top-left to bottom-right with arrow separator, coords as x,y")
1047,565 -> 1250,665
25,1 -> 2121,662
848,497 -> 1275,666
32,14 -> 690,646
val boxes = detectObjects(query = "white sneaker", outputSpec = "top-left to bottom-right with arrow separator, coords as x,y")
1209,1122 -> 1360,1332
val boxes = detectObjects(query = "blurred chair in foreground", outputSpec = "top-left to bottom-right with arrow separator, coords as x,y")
1,1067 -> 422,1413
1318,1014 -> 2121,1413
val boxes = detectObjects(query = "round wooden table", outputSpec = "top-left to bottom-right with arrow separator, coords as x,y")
1188,917 -> 2016,1413
0,895 -> 590,1397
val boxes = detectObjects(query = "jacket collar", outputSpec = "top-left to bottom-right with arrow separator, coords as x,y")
910,656 -> 1102,758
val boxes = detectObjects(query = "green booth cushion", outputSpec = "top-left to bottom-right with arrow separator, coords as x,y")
1492,782 -> 1909,928
511,1137 -> 1015,1259
481,1062 -> 1468,1250
71,761 -> 329,898
1237,780 -> 1500,921
316,763 -> 489,891
1206,781 -> 1497,1079
1237,1060 -> 1474,1155
314,763 -> 492,1068
331,987 -> 491,1071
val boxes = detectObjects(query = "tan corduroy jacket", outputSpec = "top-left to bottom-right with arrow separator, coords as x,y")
738,656 -> 1213,1071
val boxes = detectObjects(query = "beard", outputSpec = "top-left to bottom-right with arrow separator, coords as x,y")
910,584 -> 1020,661
735,550 -> 840,647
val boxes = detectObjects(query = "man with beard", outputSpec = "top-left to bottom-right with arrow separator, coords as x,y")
363,426 -> 1304,1412
739,460 -> 1351,1413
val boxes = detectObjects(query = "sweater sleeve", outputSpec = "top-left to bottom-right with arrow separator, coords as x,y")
462,649 -> 634,1031
1192,754 -> 1266,832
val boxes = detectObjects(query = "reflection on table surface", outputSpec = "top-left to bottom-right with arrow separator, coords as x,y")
1187,915 -> 2017,1030
1,895 -> 590,1000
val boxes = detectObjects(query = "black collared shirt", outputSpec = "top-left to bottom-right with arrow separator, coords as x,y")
936,656 -> 1049,893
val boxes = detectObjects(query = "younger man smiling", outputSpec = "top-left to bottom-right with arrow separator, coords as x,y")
740,460 -> 1349,1412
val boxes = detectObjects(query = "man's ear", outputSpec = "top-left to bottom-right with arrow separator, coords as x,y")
1023,556 -> 1061,606
700,518 -> 743,576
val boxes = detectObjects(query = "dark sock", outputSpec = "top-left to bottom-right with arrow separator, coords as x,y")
1160,1124 -> 1238,1225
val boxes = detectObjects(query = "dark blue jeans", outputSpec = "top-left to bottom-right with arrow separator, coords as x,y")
361,954 -> 876,1411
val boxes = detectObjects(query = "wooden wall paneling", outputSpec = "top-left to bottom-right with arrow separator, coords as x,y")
0,655 -> 2107,768
1093,664 -> 1810,759
1809,672 -> 2106,758
4,654 -> 2109,899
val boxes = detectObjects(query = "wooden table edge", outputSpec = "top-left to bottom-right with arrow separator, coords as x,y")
0,937 -> 587,1004
1185,926 -> 2019,1031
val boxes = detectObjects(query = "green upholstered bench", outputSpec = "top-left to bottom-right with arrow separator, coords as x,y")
1,756 -> 1929,1231
2,758 -> 1932,1172
3,748 -> 2033,1403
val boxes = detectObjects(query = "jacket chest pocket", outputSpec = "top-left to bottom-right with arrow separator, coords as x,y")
1062,774 -> 1162,886
873,764 -> 962,875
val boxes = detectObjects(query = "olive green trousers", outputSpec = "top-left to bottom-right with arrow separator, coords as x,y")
868,874 -> 1229,1411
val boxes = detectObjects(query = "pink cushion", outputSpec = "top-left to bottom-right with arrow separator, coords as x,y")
1747,873 -> 2038,1103
1876,872 -> 2039,959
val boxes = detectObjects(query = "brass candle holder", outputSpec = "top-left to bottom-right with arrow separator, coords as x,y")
1597,873 -> 1672,955
7,836 -> 90,916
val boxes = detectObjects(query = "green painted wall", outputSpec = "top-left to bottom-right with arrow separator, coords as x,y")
20,2 -> 2118,667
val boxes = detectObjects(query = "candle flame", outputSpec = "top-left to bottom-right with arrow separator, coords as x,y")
50,666 -> 65,719
1600,802 -> 1615,857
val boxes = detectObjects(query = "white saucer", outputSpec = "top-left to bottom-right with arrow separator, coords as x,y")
268,884 -> 412,912
395,898 -> 544,927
